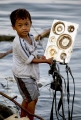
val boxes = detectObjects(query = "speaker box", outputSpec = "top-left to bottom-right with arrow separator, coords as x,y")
44,19 -> 79,63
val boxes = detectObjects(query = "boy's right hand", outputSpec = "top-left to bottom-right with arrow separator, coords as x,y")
47,57 -> 53,65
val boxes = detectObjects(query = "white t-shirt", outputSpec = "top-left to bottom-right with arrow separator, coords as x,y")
12,33 -> 40,81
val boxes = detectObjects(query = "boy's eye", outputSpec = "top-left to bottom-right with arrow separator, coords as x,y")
25,23 -> 29,26
18,25 -> 22,27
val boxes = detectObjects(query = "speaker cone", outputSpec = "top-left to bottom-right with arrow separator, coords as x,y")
60,52 -> 67,60
68,25 -> 75,32
57,34 -> 72,49
46,45 -> 57,58
52,21 -> 65,35
49,36 -> 56,43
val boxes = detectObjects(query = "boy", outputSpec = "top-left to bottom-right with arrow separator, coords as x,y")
10,8 -> 53,120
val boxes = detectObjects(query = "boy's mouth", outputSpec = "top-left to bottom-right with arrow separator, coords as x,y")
22,31 -> 28,34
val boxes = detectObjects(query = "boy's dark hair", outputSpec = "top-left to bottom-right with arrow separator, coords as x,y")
10,8 -> 32,26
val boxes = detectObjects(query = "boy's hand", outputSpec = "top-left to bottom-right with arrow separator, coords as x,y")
41,56 -> 53,64
47,57 -> 53,64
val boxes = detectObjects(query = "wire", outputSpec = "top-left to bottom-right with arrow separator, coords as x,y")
65,64 -> 75,120
49,60 -> 75,120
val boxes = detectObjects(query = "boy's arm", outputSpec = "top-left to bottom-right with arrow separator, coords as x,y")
31,56 -> 53,65
37,55 -> 46,59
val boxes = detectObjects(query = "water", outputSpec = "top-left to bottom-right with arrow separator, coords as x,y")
0,0 -> 81,120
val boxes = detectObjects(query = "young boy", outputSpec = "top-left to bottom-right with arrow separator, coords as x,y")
10,8 -> 53,120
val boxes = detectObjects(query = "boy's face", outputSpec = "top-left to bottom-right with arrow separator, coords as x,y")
12,18 -> 32,37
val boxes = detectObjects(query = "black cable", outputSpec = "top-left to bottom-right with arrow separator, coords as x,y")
49,60 -> 66,120
66,64 -> 75,120
49,60 -> 75,120
50,91 -> 55,120
61,86 -> 66,120
54,78 -> 61,120
66,64 -> 71,120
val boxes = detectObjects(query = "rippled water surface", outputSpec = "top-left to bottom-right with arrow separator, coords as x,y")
0,0 -> 81,120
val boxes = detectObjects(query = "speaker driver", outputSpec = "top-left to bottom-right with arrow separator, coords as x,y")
46,45 -> 57,58
57,34 -> 72,49
68,25 -> 75,32
49,36 -> 56,43
60,52 -> 67,60
52,21 -> 65,35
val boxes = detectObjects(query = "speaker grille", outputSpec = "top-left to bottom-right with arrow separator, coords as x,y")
49,36 -> 56,43
52,21 -> 65,35
57,34 -> 72,49
46,45 -> 57,58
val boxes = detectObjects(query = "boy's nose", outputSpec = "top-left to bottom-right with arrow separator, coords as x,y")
22,25 -> 26,29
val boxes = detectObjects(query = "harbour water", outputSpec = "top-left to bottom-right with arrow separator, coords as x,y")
0,0 -> 81,120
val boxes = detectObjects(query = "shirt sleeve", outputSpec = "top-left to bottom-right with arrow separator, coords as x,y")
18,38 -> 35,64
29,35 -> 38,58
30,34 -> 38,49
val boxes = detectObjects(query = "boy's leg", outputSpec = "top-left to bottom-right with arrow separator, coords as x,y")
20,98 -> 38,120
27,99 -> 38,120
20,100 -> 28,117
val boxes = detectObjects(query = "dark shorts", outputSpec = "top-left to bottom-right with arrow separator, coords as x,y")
14,76 -> 40,103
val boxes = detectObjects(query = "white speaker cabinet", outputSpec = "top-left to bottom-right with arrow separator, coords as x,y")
44,19 -> 79,63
